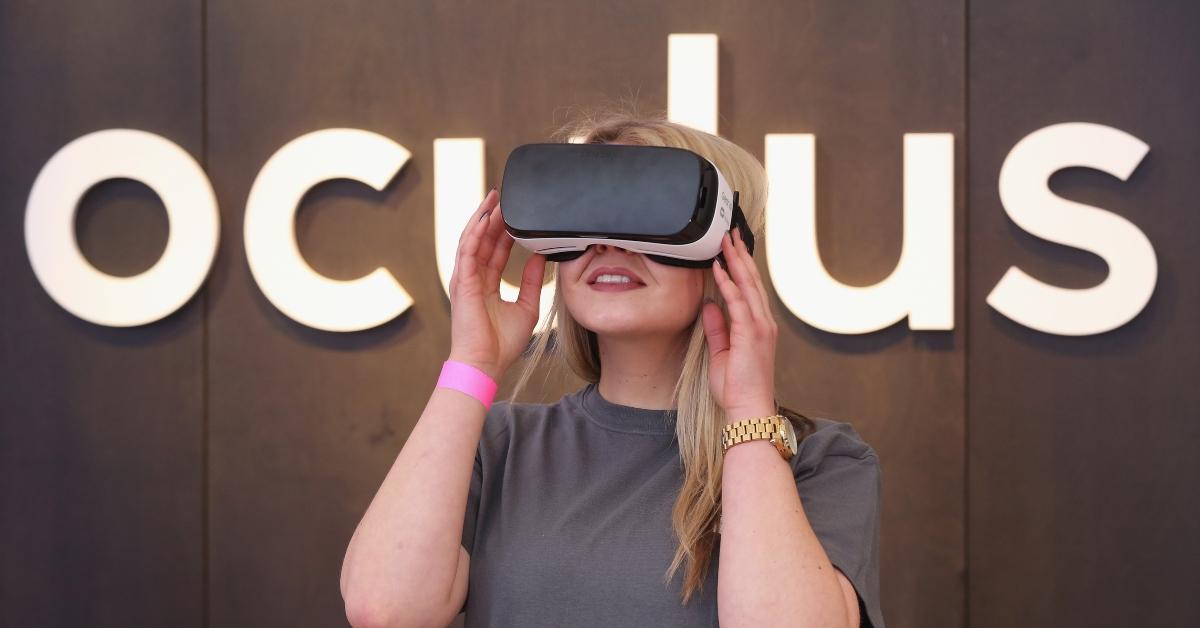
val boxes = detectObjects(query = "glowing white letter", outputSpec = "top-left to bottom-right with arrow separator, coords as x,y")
25,129 -> 219,327
244,129 -> 412,332
990,122 -> 1154,335
433,138 -> 555,326
668,34 -> 718,134
765,133 -> 955,334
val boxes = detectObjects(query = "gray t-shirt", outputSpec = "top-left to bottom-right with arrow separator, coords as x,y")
459,382 -> 884,627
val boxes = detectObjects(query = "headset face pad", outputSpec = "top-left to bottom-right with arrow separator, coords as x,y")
499,143 -> 754,269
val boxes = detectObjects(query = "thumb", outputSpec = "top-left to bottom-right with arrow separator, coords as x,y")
516,253 -> 547,314
701,299 -> 730,359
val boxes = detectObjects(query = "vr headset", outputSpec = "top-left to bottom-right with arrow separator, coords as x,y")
499,143 -> 754,268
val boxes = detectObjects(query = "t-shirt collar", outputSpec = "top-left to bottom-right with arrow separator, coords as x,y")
576,382 -> 678,435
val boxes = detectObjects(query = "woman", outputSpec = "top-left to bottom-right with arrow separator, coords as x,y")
340,109 -> 884,628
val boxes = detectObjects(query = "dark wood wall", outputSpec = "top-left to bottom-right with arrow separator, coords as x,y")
966,2 -> 1200,627
1,2 -> 1195,627
0,2 -> 206,627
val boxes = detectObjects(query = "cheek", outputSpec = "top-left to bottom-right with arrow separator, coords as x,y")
665,268 -> 706,303
556,263 -> 588,308
662,271 -> 707,328
558,258 -> 584,282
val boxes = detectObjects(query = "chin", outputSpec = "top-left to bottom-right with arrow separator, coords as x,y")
562,281 -> 703,337
575,309 -> 696,339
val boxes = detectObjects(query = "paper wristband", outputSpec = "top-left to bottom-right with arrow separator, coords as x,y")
436,360 -> 498,409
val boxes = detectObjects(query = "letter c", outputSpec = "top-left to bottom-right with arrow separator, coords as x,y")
244,129 -> 413,332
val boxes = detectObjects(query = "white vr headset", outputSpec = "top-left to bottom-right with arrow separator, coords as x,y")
499,142 -> 754,268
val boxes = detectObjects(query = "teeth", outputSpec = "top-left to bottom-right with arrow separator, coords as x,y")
595,274 -> 633,284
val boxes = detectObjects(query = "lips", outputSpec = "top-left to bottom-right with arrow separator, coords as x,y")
586,266 -> 646,285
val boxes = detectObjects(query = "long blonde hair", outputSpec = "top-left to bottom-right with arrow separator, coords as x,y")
505,104 -> 814,605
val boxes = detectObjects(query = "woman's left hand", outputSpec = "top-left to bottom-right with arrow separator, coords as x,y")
701,226 -> 779,424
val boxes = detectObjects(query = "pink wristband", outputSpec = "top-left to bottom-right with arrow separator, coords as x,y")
436,360 -> 498,409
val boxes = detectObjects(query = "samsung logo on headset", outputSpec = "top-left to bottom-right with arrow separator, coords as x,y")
20,34 -> 1157,338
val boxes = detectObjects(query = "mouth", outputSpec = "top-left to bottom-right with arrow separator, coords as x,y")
589,280 -> 645,292
586,266 -> 646,287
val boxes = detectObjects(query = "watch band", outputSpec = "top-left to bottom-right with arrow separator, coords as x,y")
722,414 -> 787,451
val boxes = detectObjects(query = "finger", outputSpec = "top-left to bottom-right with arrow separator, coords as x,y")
457,197 -> 498,291
720,231 -> 766,326
474,188 -> 499,222
454,189 -> 499,286
734,226 -> 775,331
457,188 -> 498,250
472,204 -> 502,277
701,300 -> 730,359
725,228 -> 766,322
712,257 -> 755,338
516,252 -> 547,314
487,221 -> 516,282
458,229 -> 481,293
485,201 -> 510,249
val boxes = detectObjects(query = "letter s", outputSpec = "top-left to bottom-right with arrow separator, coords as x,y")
989,122 -> 1155,336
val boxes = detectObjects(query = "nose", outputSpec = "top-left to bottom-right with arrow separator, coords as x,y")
590,243 -> 636,256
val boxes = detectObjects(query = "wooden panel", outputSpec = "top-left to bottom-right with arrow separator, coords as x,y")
203,2 -> 673,624
0,1 -> 205,626
730,4 -> 967,628
967,1 -> 1200,626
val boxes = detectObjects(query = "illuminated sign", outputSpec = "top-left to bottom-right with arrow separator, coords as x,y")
22,35 -> 1155,336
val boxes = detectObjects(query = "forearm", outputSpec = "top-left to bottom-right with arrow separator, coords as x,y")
717,438 -> 851,628
340,384 -> 487,626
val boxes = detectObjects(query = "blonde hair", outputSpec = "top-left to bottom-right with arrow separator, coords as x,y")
505,104 -> 814,605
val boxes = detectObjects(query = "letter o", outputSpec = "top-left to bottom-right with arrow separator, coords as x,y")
24,129 -> 219,326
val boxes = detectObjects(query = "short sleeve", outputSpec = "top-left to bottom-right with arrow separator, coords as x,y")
459,401 -> 511,616
791,419 -> 885,628
461,401 -> 511,556
462,447 -> 483,554
458,447 -> 483,616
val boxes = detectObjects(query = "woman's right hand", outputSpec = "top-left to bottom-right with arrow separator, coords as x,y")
446,188 -> 547,381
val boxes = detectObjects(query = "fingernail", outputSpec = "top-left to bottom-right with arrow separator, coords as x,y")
734,226 -> 742,241
478,210 -> 491,223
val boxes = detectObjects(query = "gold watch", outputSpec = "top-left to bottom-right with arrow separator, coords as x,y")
722,413 -> 797,460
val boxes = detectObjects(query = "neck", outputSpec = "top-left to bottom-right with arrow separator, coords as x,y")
595,331 -> 689,410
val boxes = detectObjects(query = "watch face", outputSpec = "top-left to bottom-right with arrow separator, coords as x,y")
782,418 -> 798,456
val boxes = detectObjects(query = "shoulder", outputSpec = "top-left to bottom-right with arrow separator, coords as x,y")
480,394 -> 577,448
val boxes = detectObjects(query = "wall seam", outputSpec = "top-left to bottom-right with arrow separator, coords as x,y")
963,0 -> 972,627
200,0 -> 210,626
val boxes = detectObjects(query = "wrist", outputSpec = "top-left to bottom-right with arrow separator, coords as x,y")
437,358 -> 499,409
446,354 -> 502,382
724,402 -> 779,426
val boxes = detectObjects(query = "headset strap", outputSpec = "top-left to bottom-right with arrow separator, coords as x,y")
729,191 -> 756,256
